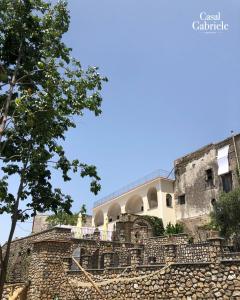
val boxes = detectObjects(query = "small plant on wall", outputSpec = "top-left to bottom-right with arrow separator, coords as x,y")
164,222 -> 184,236
142,216 -> 165,236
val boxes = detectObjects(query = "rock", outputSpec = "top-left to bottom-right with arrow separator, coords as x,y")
214,291 -> 222,297
133,283 -> 139,289
228,274 -> 236,280
233,291 -> 240,297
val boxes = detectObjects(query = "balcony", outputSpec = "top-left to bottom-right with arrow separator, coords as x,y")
93,169 -> 174,208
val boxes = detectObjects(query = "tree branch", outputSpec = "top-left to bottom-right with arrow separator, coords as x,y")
0,41 -> 23,143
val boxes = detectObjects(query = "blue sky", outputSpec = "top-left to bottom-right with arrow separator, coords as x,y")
1,0 -> 240,244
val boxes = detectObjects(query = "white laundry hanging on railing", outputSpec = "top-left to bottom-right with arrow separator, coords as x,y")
217,145 -> 229,175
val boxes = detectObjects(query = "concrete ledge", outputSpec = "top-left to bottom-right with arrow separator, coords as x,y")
3,226 -> 72,246
32,239 -> 72,244
146,233 -> 188,240
221,259 -> 240,263
172,262 -> 212,266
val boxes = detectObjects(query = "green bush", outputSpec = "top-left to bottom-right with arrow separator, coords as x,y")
164,222 -> 184,235
211,188 -> 240,237
142,216 -> 165,236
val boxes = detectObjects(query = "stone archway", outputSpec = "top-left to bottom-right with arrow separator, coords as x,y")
131,218 -> 153,243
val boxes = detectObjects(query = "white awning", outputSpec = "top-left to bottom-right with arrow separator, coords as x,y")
217,145 -> 229,175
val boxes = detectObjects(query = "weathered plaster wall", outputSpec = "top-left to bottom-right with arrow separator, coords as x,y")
31,214 -> 50,233
174,134 -> 240,227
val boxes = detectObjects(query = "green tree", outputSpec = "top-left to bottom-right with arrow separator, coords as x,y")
164,222 -> 184,236
211,188 -> 240,238
47,210 -> 78,226
47,204 -> 87,226
0,0 -> 107,297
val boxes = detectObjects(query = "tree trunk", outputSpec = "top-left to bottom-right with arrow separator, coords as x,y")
0,170 -> 25,300
0,215 -> 18,299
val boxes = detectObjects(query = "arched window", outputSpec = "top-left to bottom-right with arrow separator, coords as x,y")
147,187 -> 158,209
107,202 -> 121,222
94,210 -> 104,227
125,195 -> 144,214
166,194 -> 172,207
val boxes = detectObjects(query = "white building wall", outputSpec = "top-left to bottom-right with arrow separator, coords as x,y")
93,177 -> 175,229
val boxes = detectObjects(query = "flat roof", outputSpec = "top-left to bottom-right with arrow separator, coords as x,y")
93,169 -> 174,209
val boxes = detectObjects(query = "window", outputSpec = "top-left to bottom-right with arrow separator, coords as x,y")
221,172 -> 233,193
147,187 -> 158,209
178,194 -> 185,205
205,168 -> 214,188
211,198 -> 216,206
166,194 -> 172,207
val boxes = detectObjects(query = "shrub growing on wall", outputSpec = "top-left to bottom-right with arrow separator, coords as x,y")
164,222 -> 184,236
142,216 -> 164,236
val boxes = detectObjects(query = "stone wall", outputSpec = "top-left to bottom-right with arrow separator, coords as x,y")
23,238 -> 240,300
5,231 -> 240,299
176,242 -> 212,263
4,227 -> 72,282
2,283 -> 28,300
71,238 -> 134,270
72,261 -> 240,299
143,234 -> 189,264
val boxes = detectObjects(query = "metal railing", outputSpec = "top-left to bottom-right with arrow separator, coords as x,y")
71,226 -> 113,241
93,169 -> 174,208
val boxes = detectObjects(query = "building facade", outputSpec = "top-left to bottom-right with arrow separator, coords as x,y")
93,133 -> 240,234
31,133 -> 240,236
174,133 -> 240,232
92,169 -> 175,232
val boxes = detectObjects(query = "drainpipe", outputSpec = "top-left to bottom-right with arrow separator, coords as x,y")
231,131 -> 240,176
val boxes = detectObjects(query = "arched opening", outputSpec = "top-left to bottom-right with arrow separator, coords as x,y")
147,187 -> 158,209
94,210 -> 104,227
125,195 -> 144,214
71,247 -> 81,270
211,198 -> 216,206
166,194 -> 172,208
126,254 -> 131,266
100,254 -> 105,269
91,249 -> 99,269
111,253 -> 119,267
107,202 -> 121,222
